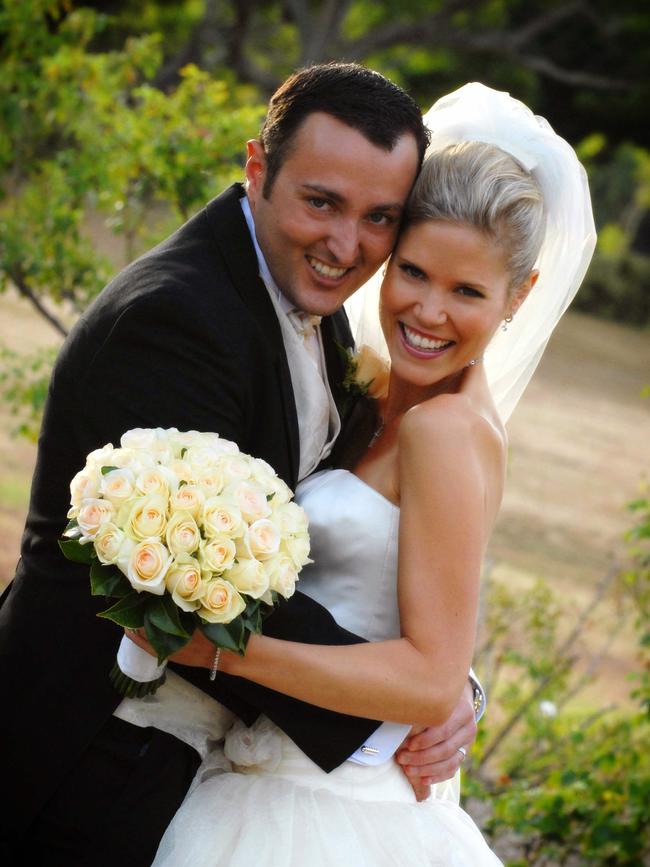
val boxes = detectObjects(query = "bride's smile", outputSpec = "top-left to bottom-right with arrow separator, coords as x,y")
380,220 -> 520,400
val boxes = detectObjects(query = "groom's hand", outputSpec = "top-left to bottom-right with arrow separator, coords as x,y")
396,681 -> 477,796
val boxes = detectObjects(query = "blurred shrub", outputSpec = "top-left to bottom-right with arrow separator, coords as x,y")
466,493 -> 650,866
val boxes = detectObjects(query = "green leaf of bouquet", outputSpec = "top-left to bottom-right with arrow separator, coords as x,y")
199,619 -> 246,654
143,611 -> 191,664
146,594 -> 192,638
97,591 -> 147,628
90,559 -> 131,598
58,538 -> 94,565
101,465 -> 119,475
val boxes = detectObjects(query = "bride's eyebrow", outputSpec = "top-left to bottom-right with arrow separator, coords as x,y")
300,183 -> 403,213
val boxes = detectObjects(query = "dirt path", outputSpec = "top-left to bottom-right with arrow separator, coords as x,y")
1,291 -> 648,703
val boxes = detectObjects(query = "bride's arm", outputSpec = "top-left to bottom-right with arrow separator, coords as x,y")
213,396 -> 496,726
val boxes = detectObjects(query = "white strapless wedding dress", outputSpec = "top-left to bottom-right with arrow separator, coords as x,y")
153,469 -> 501,866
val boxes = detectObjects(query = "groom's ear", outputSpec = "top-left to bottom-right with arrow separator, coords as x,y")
245,140 -> 267,204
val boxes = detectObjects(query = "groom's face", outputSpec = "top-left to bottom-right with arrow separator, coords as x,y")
245,112 -> 419,317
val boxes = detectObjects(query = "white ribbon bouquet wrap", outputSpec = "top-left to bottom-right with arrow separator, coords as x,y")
60,427 -> 311,696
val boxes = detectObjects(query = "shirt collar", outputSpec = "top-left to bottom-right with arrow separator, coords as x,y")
240,194 -> 294,316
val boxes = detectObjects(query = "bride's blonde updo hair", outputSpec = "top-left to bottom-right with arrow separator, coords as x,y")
405,141 -> 546,293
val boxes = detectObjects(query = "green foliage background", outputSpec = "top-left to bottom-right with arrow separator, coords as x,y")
1,3 -> 648,862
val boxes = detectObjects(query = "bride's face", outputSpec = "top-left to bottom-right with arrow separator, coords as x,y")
380,220 -> 518,393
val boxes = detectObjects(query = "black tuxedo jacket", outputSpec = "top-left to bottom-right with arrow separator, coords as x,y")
0,184 -> 380,840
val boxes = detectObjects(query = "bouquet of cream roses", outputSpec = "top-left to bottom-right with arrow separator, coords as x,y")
59,427 -> 310,696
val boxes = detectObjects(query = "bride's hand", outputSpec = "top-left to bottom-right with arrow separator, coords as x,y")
396,681 -> 477,788
124,627 -> 215,669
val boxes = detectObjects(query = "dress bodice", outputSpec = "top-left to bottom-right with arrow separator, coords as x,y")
295,469 -> 400,642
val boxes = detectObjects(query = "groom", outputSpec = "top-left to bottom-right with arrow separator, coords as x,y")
0,63 -> 480,865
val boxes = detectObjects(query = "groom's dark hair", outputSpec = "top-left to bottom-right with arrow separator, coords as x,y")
259,62 -> 429,196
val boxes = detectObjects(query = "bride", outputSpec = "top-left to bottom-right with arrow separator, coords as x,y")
132,83 -> 595,865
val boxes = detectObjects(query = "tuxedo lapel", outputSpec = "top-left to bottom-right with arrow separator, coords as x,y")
204,184 -> 300,486
321,308 -> 355,420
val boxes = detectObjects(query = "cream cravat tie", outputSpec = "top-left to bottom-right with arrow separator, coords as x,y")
288,309 -> 323,368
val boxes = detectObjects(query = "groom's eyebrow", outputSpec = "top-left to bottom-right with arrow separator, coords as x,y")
300,183 -> 403,214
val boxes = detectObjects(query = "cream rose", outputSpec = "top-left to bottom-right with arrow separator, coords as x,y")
226,481 -> 272,523
69,469 -> 101,509
197,578 -> 246,623
135,465 -> 178,497
77,498 -> 115,541
167,459 -> 193,485
94,522 -> 127,565
100,468 -> 136,504
122,539 -> 172,594
354,344 -> 390,399
170,484 -> 205,518
84,443 -> 115,471
169,429 -> 208,451
120,427 -> 159,451
199,536 -> 237,574
127,494 -> 168,541
225,557 -> 269,599
165,511 -> 201,556
219,454 -> 253,485
201,498 -> 244,539
248,519 -> 281,560
184,445 -> 223,472
273,501 -> 309,536
165,553 -> 203,611
194,466 -> 226,498
263,553 -> 299,599
282,534 -> 312,570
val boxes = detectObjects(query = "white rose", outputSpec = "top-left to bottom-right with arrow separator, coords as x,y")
265,475 -> 293,505
170,484 -> 205,518
121,427 -> 173,461
208,436 -> 239,456
165,553 -> 203,611
167,459 -> 194,485
84,443 -> 115,471
201,497 -> 244,539
219,454 -> 253,485
136,465 -> 178,497
226,481 -> 271,523
248,519 -> 281,560
165,511 -> 201,556
169,429 -> 207,452
127,494 -> 168,541
100,468 -> 136,504
194,466 -> 226,498
77,498 -> 115,541
120,428 -> 159,451
197,578 -> 246,623
121,539 -> 172,594
69,469 -> 101,509
94,522 -> 127,565
199,536 -> 237,575
273,501 -> 309,536
282,534 -> 312,570
263,553 -> 299,599
184,446 -> 223,472
225,557 -> 269,599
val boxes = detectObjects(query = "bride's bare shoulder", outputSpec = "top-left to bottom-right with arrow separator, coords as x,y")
399,392 -> 506,463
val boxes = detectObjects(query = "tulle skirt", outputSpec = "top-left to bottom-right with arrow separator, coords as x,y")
152,716 -> 502,866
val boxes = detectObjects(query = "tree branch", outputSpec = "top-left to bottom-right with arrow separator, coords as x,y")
10,270 -> 69,339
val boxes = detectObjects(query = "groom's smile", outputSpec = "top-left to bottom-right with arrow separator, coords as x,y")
245,111 -> 419,317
